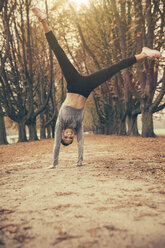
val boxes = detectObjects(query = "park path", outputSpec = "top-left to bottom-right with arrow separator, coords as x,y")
0,135 -> 165,248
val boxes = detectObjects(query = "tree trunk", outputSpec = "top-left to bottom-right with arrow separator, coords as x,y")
18,120 -> 27,142
95,125 -> 105,134
104,114 -> 115,135
0,115 -> 8,145
127,115 -> 139,136
51,121 -> 56,138
141,105 -> 155,137
27,120 -> 38,141
45,109 -> 52,139
118,118 -> 127,135
115,101 -> 126,135
40,113 -> 46,140
46,125 -> 51,139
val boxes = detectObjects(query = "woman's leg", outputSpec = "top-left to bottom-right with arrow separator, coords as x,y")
83,56 -> 137,93
32,8 -> 81,84
45,30 -> 81,84
81,48 -> 161,96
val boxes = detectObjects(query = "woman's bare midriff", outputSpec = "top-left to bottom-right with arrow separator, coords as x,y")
63,93 -> 87,109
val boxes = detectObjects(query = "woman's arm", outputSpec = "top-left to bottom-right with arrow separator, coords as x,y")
76,124 -> 84,166
52,120 -> 63,166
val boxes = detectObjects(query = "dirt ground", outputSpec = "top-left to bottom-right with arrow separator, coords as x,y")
0,134 -> 165,248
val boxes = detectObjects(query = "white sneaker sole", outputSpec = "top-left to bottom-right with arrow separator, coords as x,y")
142,47 -> 161,59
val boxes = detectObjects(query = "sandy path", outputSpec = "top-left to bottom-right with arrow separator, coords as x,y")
0,135 -> 165,248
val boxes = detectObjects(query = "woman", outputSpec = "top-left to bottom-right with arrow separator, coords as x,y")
32,7 -> 161,167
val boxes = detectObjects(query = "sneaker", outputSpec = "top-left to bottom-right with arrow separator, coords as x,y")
31,7 -> 47,22
49,165 -> 56,169
142,47 -> 161,59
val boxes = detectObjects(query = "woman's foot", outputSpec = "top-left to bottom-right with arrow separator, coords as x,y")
31,7 -> 47,22
49,165 -> 56,169
142,47 -> 161,59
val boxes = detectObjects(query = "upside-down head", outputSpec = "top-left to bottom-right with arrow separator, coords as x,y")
61,128 -> 75,146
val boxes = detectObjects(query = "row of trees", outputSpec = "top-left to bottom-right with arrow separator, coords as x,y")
0,0 -> 165,145
72,0 -> 165,136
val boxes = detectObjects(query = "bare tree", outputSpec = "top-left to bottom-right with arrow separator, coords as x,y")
70,0 -> 165,137
0,0 -> 16,145
0,0 -> 54,142
132,0 -> 165,137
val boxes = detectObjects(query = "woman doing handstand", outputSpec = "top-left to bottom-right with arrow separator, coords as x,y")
32,7 -> 161,167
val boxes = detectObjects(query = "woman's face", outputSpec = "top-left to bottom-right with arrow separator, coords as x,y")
62,128 -> 75,145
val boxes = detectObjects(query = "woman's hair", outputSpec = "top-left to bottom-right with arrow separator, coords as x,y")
61,138 -> 73,146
